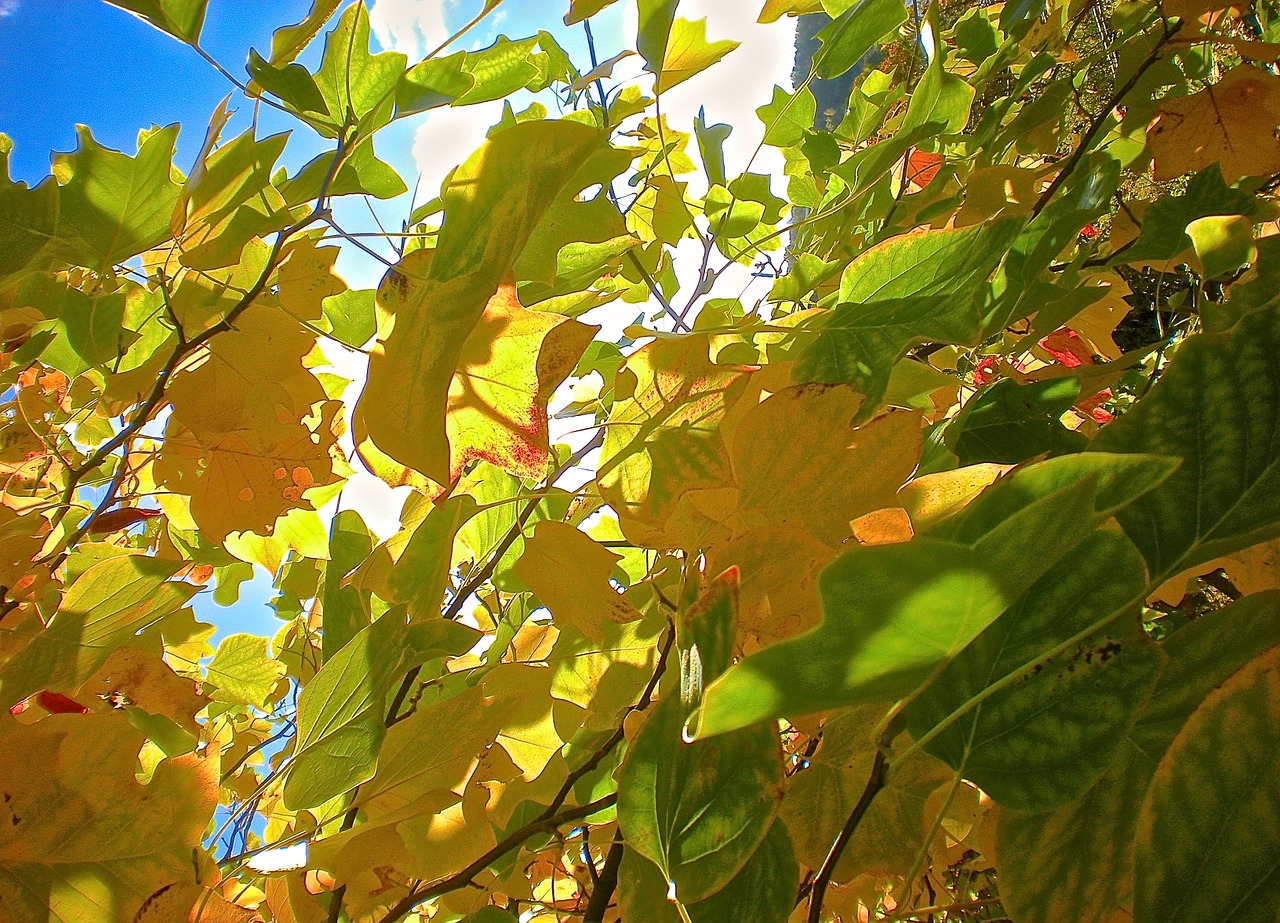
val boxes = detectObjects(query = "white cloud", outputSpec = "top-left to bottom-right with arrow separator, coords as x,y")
0,0 -> 19,17
368,0 -> 450,60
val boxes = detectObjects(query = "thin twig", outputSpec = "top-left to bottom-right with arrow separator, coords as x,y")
583,832 -> 625,922
806,748 -> 889,923
374,794 -> 618,923
1032,17 -> 1183,218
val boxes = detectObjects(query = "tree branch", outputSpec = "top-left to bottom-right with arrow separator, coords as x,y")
806,747 -> 889,923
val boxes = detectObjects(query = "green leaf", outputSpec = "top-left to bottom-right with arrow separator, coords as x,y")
47,125 -> 181,270
312,2 -> 407,134
945,377 -> 1089,465
205,634 -> 285,708
0,556 -> 196,707
0,143 -> 58,280
637,0 -> 679,81
1120,164 -> 1258,264
618,571 -> 785,903
1135,644 -> 1280,923
396,51 -> 473,116
905,531 -> 1161,811
997,740 -> 1157,923
565,0 -> 624,25
284,613 -> 407,810
270,0 -> 344,65
355,120 -> 603,483
320,510 -> 375,662
814,0 -> 907,79
690,453 -> 1177,739
618,820 -> 799,922
793,218 -> 1024,412
655,18 -> 739,94
283,608 -> 477,810
756,85 -> 817,149
283,137 -> 407,204
1090,306 -> 1280,582
693,107 -> 732,187
248,50 -> 331,124
902,37 -> 975,134
1132,591 -> 1280,762
320,288 -> 376,350
456,36 -> 543,107
22,274 -> 131,377
104,0 -> 208,43
382,496 -> 478,620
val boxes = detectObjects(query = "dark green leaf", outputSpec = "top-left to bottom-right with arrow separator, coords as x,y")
1090,306 -> 1280,581
815,0 -> 907,79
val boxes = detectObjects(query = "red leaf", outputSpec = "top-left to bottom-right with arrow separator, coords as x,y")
36,691 -> 89,714
88,507 -> 163,534
907,150 -> 943,188
1040,327 -> 1095,369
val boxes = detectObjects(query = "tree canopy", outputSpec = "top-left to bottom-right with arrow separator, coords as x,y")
2,0 -> 1280,921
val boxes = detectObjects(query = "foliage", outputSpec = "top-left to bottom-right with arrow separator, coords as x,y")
2,0 -> 1279,921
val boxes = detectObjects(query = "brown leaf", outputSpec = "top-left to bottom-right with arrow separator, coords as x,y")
1148,65 -> 1280,182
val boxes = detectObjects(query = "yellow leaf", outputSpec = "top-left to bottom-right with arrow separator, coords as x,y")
598,334 -> 755,546
447,283 -> 597,481
1148,65 -> 1280,182
513,520 -> 643,642
83,646 -> 208,735
0,715 -> 217,923
355,121 -> 604,484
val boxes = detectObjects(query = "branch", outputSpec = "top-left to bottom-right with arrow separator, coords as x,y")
583,832 -> 625,922
1032,17 -> 1183,218
806,748 -> 889,923
374,793 -> 618,923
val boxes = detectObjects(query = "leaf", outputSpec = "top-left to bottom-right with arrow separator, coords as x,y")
513,521 -> 642,643
815,0 -> 908,79
565,0 -> 624,25
103,0 -> 208,43
781,707 -> 954,880
206,634 -> 286,708
0,556 -> 196,707
794,219 -> 1024,413
756,85 -> 817,149
690,453 -> 1178,739
1090,305 -> 1280,582
0,715 -> 216,923
47,125 -> 181,271
83,646 -> 207,735
944,377 -> 1089,465
996,739 -> 1157,923
1148,64 -> 1280,182
284,614 -> 479,811
0,146 -> 58,280
320,509 -> 375,661
636,0 -> 679,83
655,18 -> 739,94
904,530 -> 1162,811
311,2 -> 407,134
355,121 -> 603,485
157,294 -> 344,542
1135,644 -> 1280,923
269,0 -> 343,65
395,52 -> 473,116
618,570 -> 785,903
1119,164 -> 1259,264
693,107 -> 732,187
446,284 -> 597,482
597,334 -> 754,546
380,495 -> 478,619
1185,213 -> 1257,280
618,820 -> 799,922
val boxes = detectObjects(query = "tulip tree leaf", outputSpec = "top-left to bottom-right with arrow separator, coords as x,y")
1090,305 -> 1280,582
618,571 -> 786,904
905,530 -> 1161,812
1135,644 -> 1280,923
691,453 -> 1177,739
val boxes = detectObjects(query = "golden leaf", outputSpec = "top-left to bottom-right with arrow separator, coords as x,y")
1148,65 -> 1280,182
